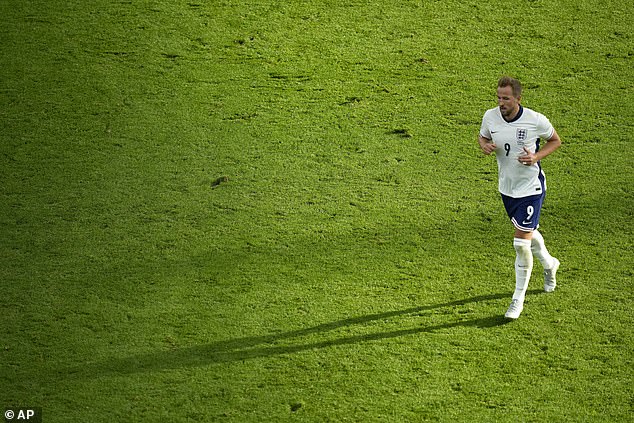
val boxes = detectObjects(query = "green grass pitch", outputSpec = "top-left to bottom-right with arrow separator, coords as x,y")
1,0 -> 632,421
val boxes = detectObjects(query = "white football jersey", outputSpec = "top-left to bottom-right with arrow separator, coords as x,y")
480,105 -> 555,198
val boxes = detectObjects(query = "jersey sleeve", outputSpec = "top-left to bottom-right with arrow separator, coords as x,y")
479,112 -> 492,139
536,113 -> 555,140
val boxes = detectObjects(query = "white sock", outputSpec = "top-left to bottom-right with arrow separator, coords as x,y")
513,238 -> 533,302
531,229 -> 555,269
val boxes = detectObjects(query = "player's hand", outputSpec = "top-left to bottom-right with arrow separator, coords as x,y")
518,147 -> 536,166
480,141 -> 497,155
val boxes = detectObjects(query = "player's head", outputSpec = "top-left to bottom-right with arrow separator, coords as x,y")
497,76 -> 522,119
497,76 -> 522,98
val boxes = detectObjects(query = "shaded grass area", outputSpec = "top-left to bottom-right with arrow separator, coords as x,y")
1,0 -> 632,421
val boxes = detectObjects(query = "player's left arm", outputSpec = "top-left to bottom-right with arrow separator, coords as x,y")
518,130 -> 561,166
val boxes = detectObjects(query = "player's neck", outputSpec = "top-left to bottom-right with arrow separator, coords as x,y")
503,105 -> 523,123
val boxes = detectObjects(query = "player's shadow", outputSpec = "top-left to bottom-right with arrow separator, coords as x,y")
68,290 -> 540,378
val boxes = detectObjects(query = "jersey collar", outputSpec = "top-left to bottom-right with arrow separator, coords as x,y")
502,105 -> 524,123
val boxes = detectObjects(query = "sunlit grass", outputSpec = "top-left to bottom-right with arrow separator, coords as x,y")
1,0 -> 632,421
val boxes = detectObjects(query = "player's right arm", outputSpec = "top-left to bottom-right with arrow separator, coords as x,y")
479,111 -> 497,155
478,135 -> 497,155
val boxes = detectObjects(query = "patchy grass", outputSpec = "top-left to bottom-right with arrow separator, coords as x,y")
1,0 -> 632,421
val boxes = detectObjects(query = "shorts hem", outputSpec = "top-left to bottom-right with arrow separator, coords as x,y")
511,218 -> 537,232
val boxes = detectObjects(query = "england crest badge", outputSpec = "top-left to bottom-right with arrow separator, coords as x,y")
516,128 -> 528,144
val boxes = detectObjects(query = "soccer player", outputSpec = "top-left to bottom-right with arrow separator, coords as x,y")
478,76 -> 561,319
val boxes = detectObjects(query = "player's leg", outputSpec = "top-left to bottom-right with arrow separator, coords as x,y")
530,229 -> 554,268
502,195 -> 542,319
506,232 -> 533,319
531,229 -> 560,292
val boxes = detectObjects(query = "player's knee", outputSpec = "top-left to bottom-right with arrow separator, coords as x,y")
513,238 -> 532,258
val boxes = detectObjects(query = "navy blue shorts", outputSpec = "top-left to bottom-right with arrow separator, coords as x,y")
501,192 -> 545,232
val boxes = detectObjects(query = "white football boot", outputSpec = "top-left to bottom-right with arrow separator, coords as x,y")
505,299 -> 524,320
544,258 -> 560,293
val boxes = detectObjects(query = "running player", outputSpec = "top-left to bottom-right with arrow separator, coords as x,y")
478,76 -> 561,319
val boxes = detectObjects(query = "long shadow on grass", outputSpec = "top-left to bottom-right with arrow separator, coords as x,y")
69,291 -> 539,377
